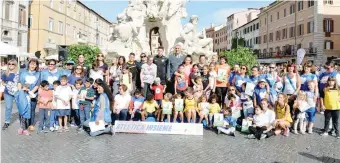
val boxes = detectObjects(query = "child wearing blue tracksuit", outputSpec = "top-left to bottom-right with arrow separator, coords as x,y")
217,108 -> 237,136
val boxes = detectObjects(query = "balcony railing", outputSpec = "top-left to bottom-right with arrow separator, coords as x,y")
257,47 -> 317,59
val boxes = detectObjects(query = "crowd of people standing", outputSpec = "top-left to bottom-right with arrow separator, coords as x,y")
0,44 -> 339,139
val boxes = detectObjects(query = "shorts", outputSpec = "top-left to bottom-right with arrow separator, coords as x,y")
156,100 -> 162,106
57,109 -> 71,116
305,107 -> 316,122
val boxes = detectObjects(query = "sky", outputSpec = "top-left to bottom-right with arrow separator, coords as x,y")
82,1 -> 271,31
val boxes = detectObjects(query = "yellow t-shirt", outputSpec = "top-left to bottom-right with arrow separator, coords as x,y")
209,103 -> 221,114
275,103 -> 293,123
143,100 -> 158,113
184,97 -> 196,112
324,88 -> 340,110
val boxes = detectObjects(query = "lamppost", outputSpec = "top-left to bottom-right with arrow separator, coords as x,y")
236,31 -> 239,49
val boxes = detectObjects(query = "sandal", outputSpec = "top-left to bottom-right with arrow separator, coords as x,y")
57,127 -> 63,133
64,127 -> 70,132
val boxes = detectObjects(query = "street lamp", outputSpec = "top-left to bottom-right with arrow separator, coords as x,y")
236,31 -> 239,49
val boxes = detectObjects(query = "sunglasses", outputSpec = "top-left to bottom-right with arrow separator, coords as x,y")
269,67 -> 275,69
8,63 -> 16,66
49,63 -> 55,66
141,56 -> 146,58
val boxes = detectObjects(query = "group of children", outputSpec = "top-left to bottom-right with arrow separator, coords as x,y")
18,75 -> 97,135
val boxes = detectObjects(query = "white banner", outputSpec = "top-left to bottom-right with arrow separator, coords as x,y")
114,121 -> 203,136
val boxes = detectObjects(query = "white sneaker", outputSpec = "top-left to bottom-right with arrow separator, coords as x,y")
321,132 -> 328,136
55,126 -> 59,131
247,134 -> 256,139
49,127 -> 54,132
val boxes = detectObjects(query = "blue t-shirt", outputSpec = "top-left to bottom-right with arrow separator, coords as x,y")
300,73 -> 317,91
249,74 -> 264,85
234,74 -> 249,93
68,75 -> 86,85
63,69 -> 72,77
265,73 -> 278,88
41,69 -> 62,89
254,87 -> 267,105
1,72 -> 19,95
19,70 -> 41,92
318,71 -> 338,94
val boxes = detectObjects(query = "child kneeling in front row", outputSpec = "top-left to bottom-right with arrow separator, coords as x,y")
217,108 -> 236,136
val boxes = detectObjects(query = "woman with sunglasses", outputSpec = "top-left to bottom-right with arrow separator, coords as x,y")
68,65 -> 86,85
1,60 -> 19,130
96,53 -> 109,84
264,63 -> 280,105
232,65 -> 249,93
16,59 -> 41,131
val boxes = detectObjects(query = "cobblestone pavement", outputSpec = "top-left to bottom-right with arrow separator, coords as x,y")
1,102 -> 340,163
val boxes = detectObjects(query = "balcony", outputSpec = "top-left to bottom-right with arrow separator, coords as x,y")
257,47 -> 318,59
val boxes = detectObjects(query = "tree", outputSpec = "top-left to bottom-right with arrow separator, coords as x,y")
220,47 -> 258,72
231,37 -> 245,50
67,44 -> 101,66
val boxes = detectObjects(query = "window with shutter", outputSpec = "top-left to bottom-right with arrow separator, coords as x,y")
330,41 -> 334,49
330,20 -> 334,32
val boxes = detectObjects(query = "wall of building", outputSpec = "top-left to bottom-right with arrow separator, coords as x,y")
1,0 -> 29,53
29,0 -> 111,57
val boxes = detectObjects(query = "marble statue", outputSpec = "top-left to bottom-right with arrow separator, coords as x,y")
177,15 -> 215,56
107,0 -> 215,58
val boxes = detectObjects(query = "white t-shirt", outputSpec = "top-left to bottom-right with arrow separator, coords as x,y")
209,71 -> 217,89
263,109 -> 275,124
253,113 -> 268,127
114,93 -> 131,113
55,85 -> 72,109
72,89 -> 80,109
283,74 -> 297,95
89,69 -> 104,81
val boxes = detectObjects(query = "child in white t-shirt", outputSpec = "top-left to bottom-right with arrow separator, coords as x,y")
71,79 -> 82,127
247,106 -> 270,140
54,75 -> 72,132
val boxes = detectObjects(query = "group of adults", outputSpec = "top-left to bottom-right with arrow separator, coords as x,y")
1,43 -> 339,138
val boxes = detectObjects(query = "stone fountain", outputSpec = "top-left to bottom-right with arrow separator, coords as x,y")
107,0 -> 215,59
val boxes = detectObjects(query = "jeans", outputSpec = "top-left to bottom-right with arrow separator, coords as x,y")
4,92 -> 15,123
74,109 -> 80,125
142,83 -> 151,98
38,109 -> 50,130
79,104 -> 91,127
28,98 -> 37,126
113,109 -> 128,125
112,81 -> 119,98
83,119 -> 112,137
324,110 -> 340,135
49,109 -> 59,128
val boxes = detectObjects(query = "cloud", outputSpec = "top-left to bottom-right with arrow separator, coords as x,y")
211,8 -> 247,26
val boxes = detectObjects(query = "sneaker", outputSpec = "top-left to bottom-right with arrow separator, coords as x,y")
18,128 -> 23,135
328,129 -> 335,136
44,128 -> 50,133
300,131 -> 306,135
293,130 -> 299,135
320,111 -> 324,114
247,134 -> 256,139
23,130 -> 31,136
260,134 -> 267,140
284,128 -> 290,137
64,127 -> 70,132
308,128 -> 313,134
70,122 -> 77,127
28,126 -> 35,131
2,123 -> 9,130
320,132 -> 328,136
55,126 -> 59,131
49,127 -> 54,132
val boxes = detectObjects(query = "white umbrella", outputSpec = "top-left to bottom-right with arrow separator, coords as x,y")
0,41 -> 19,55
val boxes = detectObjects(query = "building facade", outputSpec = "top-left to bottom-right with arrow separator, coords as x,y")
1,0 -> 29,53
232,18 -> 260,53
205,24 -> 227,54
258,0 -> 340,64
226,8 -> 260,50
29,0 -> 111,57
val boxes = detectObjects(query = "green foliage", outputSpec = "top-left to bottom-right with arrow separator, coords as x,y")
220,47 -> 258,72
231,37 -> 245,50
67,44 -> 101,66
